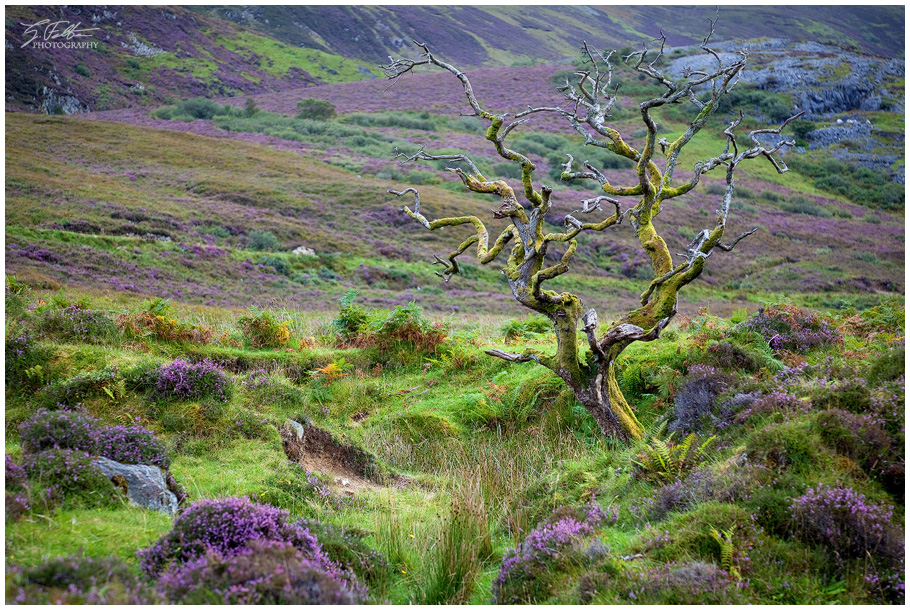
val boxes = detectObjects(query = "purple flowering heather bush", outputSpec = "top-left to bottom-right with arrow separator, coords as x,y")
790,484 -> 903,562
18,408 -> 100,454
21,449 -> 115,508
95,424 -> 170,469
6,455 -> 30,522
670,365 -> 731,434
5,328 -> 54,390
157,539 -> 367,604
604,560 -> 740,604
35,305 -> 119,345
295,518 -> 391,586
138,496 -> 330,576
148,358 -> 232,402
8,555 -> 163,604
491,500 -> 617,604
739,304 -> 842,354
790,484 -> 904,602
815,409 -> 904,498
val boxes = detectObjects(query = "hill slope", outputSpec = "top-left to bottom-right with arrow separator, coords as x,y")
193,5 -> 905,66
5,5 -> 377,114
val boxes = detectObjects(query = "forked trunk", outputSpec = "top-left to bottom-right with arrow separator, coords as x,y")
571,359 -> 644,442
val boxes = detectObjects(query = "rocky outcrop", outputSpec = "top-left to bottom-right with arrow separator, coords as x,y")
92,457 -> 179,515
666,40 -> 904,118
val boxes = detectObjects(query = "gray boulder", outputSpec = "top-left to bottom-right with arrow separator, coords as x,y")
92,457 -> 178,515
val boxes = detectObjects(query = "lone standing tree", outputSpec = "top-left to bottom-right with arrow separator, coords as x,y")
383,25 -> 800,442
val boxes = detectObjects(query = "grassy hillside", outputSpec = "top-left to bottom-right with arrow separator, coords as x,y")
193,5 -> 905,67
5,281 -> 905,603
4,5 -> 377,114
6,63 -> 903,317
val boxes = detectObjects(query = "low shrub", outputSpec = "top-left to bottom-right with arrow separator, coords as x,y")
149,358 -> 232,402
247,229 -> 280,251
703,340 -> 766,372
8,555 -> 162,604
21,449 -> 115,508
35,305 -> 119,344
330,290 -> 369,343
6,455 -> 30,522
744,420 -> 822,471
238,309 -> 291,349
96,424 -> 170,469
5,327 -> 55,391
231,409 -> 273,440
117,301 -> 213,344
18,409 -> 100,454
296,98 -> 337,121
158,539 -> 366,604
790,484 -> 903,570
137,496 -> 328,576
669,365 -> 729,434
739,304 -> 841,354
297,518 -> 390,586
492,500 -> 613,604
815,408 -> 903,498
372,302 -> 447,353
732,389 -> 810,424
38,368 -> 125,410
627,560 -> 738,604
868,344 -> 905,382
649,463 -> 768,521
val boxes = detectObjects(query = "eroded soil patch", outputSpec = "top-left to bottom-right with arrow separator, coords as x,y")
279,420 -> 394,495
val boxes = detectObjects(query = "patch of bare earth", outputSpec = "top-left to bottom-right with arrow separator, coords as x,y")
279,420 -> 392,495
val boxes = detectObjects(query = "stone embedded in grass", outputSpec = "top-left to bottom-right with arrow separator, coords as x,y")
92,457 -> 178,515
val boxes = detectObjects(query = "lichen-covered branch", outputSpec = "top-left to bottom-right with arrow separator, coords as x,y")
383,19 -> 799,442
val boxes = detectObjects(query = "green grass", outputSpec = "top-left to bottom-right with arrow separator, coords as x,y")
218,32 -> 378,82
5,284 -> 904,603
7,505 -> 173,568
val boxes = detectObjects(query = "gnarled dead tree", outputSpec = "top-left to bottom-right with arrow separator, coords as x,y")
383,24 -> 801,442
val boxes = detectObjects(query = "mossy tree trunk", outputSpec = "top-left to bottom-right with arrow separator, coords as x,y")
383,30 -> 800,442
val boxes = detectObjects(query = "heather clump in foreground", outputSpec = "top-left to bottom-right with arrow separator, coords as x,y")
139,497 -> 367,603
8,555 -> 163,604
139,497 -> 328,575
491,500 -> 617,604
157,539 -> 367,604
790,484 -> 904,602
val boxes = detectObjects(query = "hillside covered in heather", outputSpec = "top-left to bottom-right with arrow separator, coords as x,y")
4,5 -> 906,607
